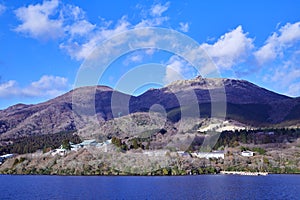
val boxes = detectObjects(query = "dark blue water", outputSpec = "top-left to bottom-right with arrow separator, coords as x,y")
0,175 -> 299,199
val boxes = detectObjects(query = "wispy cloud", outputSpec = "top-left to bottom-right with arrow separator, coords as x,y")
0,75 -> 69,98
263,51 -> 300,96
60,16 -> 131,60
179,22 -> 189,32
66,20 -> 96,37
123,52 -> 144,66
123,49 -> 156,66
252,22 -> 300,96
150,2 -> 170,17
163,55 -> 196,84
0,4 -> 6,15
288,82 -> 300,97
0,80 -> 19,97
254,22 -> 300,65
164,56 -> 185,84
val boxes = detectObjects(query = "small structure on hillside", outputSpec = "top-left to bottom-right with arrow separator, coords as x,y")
51,148 -> 66,156
191,151 -> 225,159
0,154 -> 13,159
241,150 -> 254,157
70,143 -> 83,151
80,139 -> 98,147
143,150 -> 168,157
71,139 -> 99,151
97,139 -> 112,146
177,151 -> 190,157
0,154 -> 14,164
96,139 -> 112,152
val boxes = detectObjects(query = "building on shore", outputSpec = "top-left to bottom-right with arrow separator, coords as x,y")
220,171 -> 268,176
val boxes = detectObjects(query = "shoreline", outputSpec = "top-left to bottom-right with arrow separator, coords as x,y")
1,171 -> 300,176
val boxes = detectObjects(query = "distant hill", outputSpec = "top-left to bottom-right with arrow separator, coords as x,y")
0,76 -> 299,140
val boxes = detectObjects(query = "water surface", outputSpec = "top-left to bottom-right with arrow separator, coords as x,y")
0,175 -> 299,199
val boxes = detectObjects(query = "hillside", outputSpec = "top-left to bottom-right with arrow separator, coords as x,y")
0,77 -> 299,140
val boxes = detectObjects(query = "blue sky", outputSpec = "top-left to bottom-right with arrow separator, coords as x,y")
0,0 -> 300,109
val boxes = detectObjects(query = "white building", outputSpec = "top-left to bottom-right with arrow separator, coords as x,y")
71,143 -> 83,151
0,154 -> 13,164
241,150 -> 254,157
51,148 -> 66,156
191,151 -> 225,159
80,139 -> 98,147
143,150 -> 168,157
177,151 -> 190,157
0,154 -> 13,159
71,139 -> 99,151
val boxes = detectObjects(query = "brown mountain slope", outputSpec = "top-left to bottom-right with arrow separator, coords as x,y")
0,77 -> 298,140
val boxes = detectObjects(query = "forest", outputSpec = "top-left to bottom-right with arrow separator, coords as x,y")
0,131 -> 81,155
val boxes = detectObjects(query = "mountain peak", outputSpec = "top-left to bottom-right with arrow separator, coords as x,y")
72,85 -> 114,93
0,77 -> 298,140
165,77 -> 230,91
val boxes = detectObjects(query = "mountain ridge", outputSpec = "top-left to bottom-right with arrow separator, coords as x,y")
0,77 -> 299,140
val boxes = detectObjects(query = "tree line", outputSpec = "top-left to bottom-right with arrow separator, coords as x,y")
0,131 -> 81,155
214,128 -> 300,149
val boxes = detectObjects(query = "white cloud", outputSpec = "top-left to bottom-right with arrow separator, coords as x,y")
200,26 -> 254,69
164,56 -> 184,84
66,20 -> 96,37
179,22 -> 189,32
253,22 -> 300,96
270,64 -> 300,86
255,22 -> 300,65
262,50 -> 300,97
288,82 -> 300,97
14,0 -> 64,40
60,16 -> 131,60
135,16 -> 169,28
30,75 -> 67,90
0,80 -> 19,97
13,1 -> 173,60
0,4 -> 6,15
253,38 -> 277,65
163,55 -> 196,84
0,75 -> 69,98
127,54 -> 143,63
123,48 -> 156,66
62,4 -> 85,21
278,22 -> 300,44
59,2 -> 171,61
134,2 -> 170,28
145,48 -> 156,55
150,2 -> 170,17
123,52 -> 144,66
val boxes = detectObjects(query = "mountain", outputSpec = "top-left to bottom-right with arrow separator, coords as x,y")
0,85 -> 132,139
0,77 -> 299,140
133,76 -> 294,124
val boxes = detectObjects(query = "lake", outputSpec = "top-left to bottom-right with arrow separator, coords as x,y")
0,175 -> 299,199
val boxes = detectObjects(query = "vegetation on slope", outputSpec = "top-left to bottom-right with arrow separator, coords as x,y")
0,131 -> 81,155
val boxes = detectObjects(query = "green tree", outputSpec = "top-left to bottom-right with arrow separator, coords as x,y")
132,139 -> 139,149
62,139 -> 71,150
